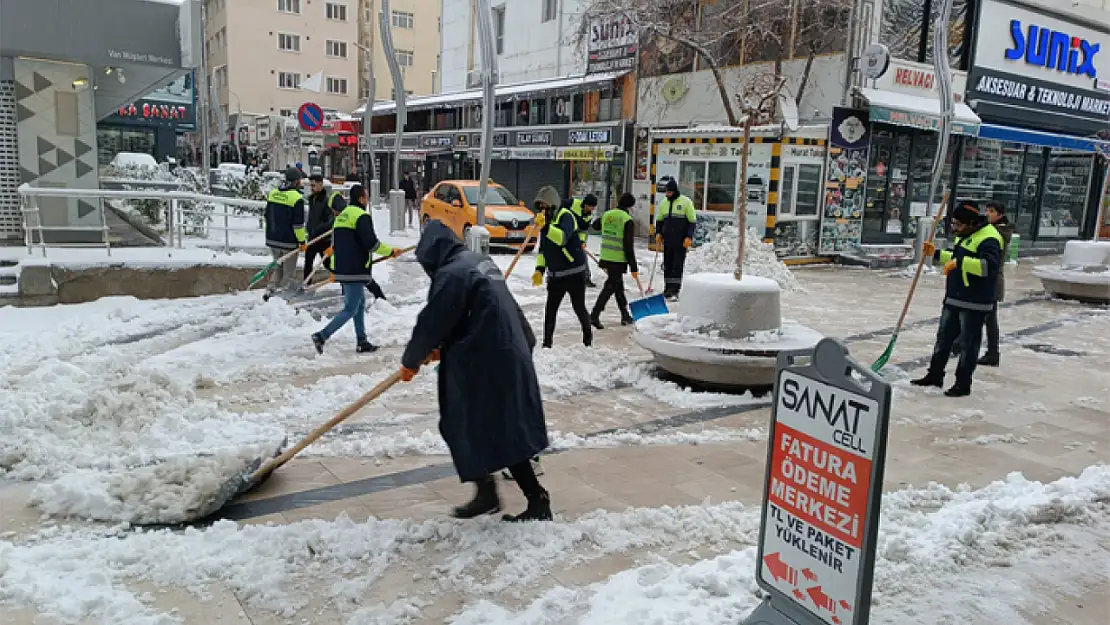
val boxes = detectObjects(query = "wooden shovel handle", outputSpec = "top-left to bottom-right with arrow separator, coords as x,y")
304,246 -> 415,292
504,224 -> 539,279
251,371 -> 403,481
276,230 -> 333,264
894,191 -> 951,333
632,274 -> 646,298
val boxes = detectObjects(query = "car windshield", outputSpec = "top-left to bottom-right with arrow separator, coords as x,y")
462,185 -> 518,206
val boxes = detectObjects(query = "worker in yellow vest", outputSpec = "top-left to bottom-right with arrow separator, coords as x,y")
589,193 -> 639,328
567,195 -> 598,288
654,179 -> 697,300
262,167 -> 307,300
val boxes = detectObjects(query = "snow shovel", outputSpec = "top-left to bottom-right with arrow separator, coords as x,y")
629,274 -> 668,321
645,246 -> 661,294
304,245 -> 417,293
249,230 -> 333,289
871,191 -> 951,372
201,369 -> 409,521
503,223 -> 540,279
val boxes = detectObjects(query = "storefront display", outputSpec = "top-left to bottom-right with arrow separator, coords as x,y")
96,73 -> 196,168
820,107 -> 870,254
774,143 -> 825,258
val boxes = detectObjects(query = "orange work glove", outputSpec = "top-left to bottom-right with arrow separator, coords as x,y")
399,365 -> 419,382
631,272 -> 640,280
943,259 -> 958,275
427,348 -> 441,362
391,247 -> 404,258
655,234 -> 663,246
299,243 -> 307,252
922,241 -> 936,257
323,246 -> 333,257
683,237 -> 692,249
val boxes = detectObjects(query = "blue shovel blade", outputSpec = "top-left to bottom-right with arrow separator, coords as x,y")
630,294 -> 668,321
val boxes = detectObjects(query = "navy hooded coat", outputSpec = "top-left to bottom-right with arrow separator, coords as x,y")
401,220 -> 548,482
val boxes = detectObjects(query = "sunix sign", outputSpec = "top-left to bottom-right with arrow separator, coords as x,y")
1005,20 -> 1100,78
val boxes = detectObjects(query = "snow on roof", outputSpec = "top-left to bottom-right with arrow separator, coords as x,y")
352,71 -> 630,116
859,87 -> 981,124
651,123 -> 829,139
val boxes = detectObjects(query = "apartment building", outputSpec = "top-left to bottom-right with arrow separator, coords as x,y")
204,0 -> 361,124
356,0 -> 441,102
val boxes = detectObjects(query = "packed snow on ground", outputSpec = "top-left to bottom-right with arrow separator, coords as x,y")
1,467 -> 1107,625
685,227 -> 800,291
28,441 -> 285,525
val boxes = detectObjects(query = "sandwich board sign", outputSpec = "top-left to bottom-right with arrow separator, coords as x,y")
744,338 -> 891,625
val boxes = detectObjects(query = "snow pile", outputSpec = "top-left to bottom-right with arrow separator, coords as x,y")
685,227 -> 799,291
28,441 -> 284,525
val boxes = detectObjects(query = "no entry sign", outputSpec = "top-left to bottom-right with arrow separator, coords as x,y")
745,338 -> 890,625
298,102 -> 324,132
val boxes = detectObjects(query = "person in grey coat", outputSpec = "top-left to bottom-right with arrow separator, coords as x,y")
979,201 -> 1014,366
399,220 -> 552,522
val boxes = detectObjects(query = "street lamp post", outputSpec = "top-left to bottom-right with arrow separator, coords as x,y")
352,40 -> 377,190
379,0 -> 407,192
469,0 -> 499,255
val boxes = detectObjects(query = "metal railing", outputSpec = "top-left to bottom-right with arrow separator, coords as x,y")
17,183 -> 267,257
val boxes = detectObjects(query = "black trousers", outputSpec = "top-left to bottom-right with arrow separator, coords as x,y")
366,279 -> 386,300
303,238 -> 331,282
662,244 -> 687,295
543,272 -> 592,347
593,265 -> 630,319
928,305 -> 988,388
983,304 -> 1000,356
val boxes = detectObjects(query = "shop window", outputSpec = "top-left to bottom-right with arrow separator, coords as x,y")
516,100 -> 530,126
706,162 -> 737,212
955,138 -> 1023,224
679,162 -> 707,211
552,95 -> 572,124
96,128 -> 122,166
1038,150 -> 1092,238
780,167 -> 796,216
1017,149 -> 1045,240
795,165 -> 822,216
530,98 -> 548,125
496,102 -> 513,127
572,94 -> 584,123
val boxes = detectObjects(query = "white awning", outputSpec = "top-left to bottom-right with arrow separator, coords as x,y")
352,71 -> 630,116
859,88 -> 981,136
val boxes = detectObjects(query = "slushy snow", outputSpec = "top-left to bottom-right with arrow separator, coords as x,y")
1,467 -> 1107,625
685,227 -> 800,291
28,441 -> 284,525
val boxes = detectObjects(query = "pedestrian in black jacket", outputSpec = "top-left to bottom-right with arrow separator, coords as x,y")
311,184 -> 400,354
912,201 -> 1005,397
401,173 -> 419,227
304,174 -> 345,282
590,193 -> 639,327
263,167 -> 307,298
978,201 -> 1014,366
399,220 -> 552,522
532,186 -> 592,348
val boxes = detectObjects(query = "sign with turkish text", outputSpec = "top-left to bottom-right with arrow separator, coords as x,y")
873,59 -> 967,102
557,146 -> 614,161
746,339 -> 890,625
516,130 -> 552,146
869,106 -> 980,136
509,147 -> 556,160
586,15 -> 637,74
421,135 -> 454,148
569,129 -> 613,144
970,0 -> 1107,132
104,72 -> 196,129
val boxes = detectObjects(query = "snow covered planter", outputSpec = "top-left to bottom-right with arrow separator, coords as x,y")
1032,240 -> 1110,304
634,234 -> 819,389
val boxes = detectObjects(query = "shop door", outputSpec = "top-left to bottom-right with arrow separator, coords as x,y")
863,130 -> 911,243
1016,149 -> 1045,241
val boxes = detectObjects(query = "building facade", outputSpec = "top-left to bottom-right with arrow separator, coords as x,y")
356,0 -> 441,101
97,73 -> 197,167
0,0 -> 187,241
439,0 -> 589,92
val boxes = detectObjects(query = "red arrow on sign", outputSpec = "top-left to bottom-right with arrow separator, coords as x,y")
807,586 -> 835,612
793,589 -> 806,601
802,568 -> 818,582
763,553 -> 792,584
840,600 -> 853,612
832,617 -> 841,624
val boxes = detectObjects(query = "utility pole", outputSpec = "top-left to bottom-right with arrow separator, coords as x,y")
469,0 -> 498,255
196,0 -> 212,190
379,0 -> 407,192
354,39 -> 376,189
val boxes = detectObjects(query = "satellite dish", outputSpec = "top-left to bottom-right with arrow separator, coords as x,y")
778,92 -> 800,131
861,43 -> 891,80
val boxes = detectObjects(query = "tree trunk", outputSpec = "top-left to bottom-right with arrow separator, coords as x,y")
795,47 -> 816,106
734,115 -> 754,280
706,58 -> 741,126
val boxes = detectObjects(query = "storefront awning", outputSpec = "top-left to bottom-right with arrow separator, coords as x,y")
977,124 -> 1110,153
859,88 -> 981,137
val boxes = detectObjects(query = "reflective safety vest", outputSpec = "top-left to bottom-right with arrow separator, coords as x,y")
599,209 -> 632,264
569,198 -> 590,244
938,224 -> 1004,289
328,191 -> 343,210
267,188 -> 301,207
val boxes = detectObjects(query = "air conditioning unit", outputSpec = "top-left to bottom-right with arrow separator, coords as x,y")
466,69 -> 499,89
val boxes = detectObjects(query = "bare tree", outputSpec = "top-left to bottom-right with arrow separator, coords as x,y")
576,0 -> 852,128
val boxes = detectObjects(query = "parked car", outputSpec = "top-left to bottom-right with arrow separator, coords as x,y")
421,180 -> 536,247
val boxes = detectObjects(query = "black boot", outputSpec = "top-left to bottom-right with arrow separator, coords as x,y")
583,331 -> 593,347
977,353 -> 999,367
910,374 -> 943,388
944,384 -> 972,397
503,489 -> 552,522
311,333 -> 326,354
620,311 -> 634,326
590,313 -> 604,330
452,477 -> 501,519
356,341 -> 378,353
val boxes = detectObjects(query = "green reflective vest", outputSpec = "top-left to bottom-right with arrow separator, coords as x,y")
267,189 -> 301,206
570,198 -> 590,243
328,191 -> 343,209
599,209 -> 632,263
939,224 -> 1004,288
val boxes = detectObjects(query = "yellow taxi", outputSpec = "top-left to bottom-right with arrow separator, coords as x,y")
421,180 -> 537,247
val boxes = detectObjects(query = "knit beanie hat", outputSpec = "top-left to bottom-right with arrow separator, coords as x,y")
951,200 -> 982,226
618,193 -> 636,209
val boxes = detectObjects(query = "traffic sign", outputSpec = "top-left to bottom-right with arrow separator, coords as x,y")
744,338 -> 891,625
298,102 -> 324,132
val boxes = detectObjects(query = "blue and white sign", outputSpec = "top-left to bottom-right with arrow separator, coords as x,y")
298,102 -> 324,132
1005,20 -> 1099,79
